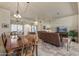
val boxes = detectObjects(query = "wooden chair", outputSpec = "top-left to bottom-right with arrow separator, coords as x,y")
1,33 -> 9,55
1,33 -> 7,45
1,33 -> 15,56
12,35 -> 35,56
12,47 -> 22,56
22,34 -> 37,56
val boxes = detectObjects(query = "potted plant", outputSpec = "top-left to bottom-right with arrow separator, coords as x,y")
68,30 -> 78,42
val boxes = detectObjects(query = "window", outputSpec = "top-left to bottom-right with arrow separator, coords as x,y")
31,25 -> 37,32
11,24 -> 37,35
11,24 -> 23,33
11,24 -> 17,32
24,24 -> 31,35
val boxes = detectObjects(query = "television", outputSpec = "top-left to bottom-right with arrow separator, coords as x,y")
57,27 -> 67,32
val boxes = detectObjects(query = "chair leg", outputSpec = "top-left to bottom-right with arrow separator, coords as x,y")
36,45 -> 38,56
32,45 -> 35,56
67,43 -> 69,51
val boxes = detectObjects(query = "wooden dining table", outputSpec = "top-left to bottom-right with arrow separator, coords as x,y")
5,34 -> 38,56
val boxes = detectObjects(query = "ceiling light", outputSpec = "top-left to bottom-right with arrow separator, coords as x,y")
14,14 -> 21,18
14,2 -> 21,18
34,21 -> 38,25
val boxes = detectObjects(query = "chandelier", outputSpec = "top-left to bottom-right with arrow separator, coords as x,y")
14,2 -> 21,18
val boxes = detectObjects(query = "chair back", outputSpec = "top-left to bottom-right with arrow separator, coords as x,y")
1,33 -> 8,55
21,34 -> 37,56
1,33 -> 7,48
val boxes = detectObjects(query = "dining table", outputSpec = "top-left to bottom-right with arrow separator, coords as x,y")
5,34 -> 38,56
5,36 -> 19,54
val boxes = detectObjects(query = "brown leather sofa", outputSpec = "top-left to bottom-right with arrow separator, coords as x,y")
38,31 -> 61,47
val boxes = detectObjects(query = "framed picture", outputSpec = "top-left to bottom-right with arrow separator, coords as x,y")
2,23 -> 9,28
43,26 -> 46,29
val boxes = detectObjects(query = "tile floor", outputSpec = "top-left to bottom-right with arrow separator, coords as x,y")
38,39 -> 79,56
0,38 -> 79,56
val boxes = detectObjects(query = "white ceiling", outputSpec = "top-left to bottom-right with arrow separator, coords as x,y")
0,2 -> 78,20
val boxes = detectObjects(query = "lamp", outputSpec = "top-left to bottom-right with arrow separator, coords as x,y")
14,2 -> 21,18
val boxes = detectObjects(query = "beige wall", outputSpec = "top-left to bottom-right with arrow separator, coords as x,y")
50,15 -> 78,32
78,3 -> 79,42
0,8 -> 10,36
36,15 -> 78,32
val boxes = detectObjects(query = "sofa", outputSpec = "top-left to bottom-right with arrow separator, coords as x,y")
38,31 -> 61,47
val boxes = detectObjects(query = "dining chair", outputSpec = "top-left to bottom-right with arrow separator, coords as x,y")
21,34 -> 37,56
12,47 -> 22,56
1,33 -> 15,56
1,33 -> 6,45
1,33 -> 9,55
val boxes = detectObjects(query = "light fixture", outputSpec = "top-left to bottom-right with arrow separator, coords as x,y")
33,16 -> 39,25
34,21 -> 38,25
14,2 -> 21,18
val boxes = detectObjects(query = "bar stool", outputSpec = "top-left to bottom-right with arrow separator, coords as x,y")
62,37 -> 72,51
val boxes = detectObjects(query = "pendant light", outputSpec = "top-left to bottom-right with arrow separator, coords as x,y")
14,2 -> 21,18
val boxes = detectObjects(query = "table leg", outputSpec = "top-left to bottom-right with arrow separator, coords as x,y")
36,45 -> 38,56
